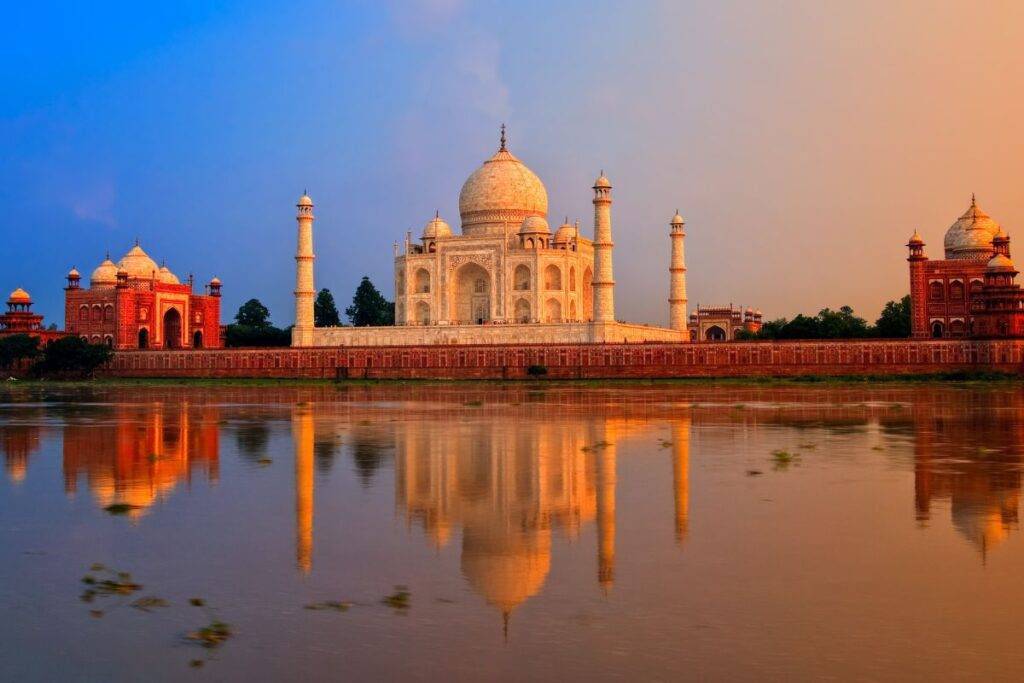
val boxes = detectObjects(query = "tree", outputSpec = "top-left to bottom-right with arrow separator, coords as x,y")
225,298 -> 290,347
345,276 -> 395,327
32,336 -> 112,378
874,295 -> 911,338
0,334 -> 40,369
235,299 -> 271,328
314,288 -> 342,327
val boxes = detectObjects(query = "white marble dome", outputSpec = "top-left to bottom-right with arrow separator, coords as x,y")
422,213 -> 452,239
459,142 -> 548,237
158,264 -> 180,285
119,244 -> 160,279
944,197 -> 1003,260
987,253 -> 1016,270
519,215 -> 550,235
90,258 -> 119,287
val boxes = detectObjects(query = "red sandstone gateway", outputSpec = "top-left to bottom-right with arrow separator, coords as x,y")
64,243 -> 222,350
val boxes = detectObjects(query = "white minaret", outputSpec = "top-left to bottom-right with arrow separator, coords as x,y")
591,172 -> 615,323
668,211 -> 688,333
292,192 -> 315,347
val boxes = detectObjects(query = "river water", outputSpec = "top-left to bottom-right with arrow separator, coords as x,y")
1,383 -> 1023,681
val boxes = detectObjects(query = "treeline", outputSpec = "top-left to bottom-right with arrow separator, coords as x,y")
737,296 -> 911,340
0,335 -> 113,378
225,276 -> 394,347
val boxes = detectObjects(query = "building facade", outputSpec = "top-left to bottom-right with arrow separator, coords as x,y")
907,197 -> 1024,338
687,305 -> 763,341
0,288 -> 65,343
292,128 -> 689,347
64,244 -> 223,349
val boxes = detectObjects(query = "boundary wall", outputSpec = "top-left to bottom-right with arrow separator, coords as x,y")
101,340 -> 1024,379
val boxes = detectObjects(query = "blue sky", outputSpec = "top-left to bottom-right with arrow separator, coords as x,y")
3,1 -> 1023,327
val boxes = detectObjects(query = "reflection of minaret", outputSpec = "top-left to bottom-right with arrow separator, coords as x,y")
672,416 -> 691,544
293,405 -> 314,574
595,436 -> 616,591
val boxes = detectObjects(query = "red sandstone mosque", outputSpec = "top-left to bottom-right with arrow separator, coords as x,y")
908,196 -> 1024,339
63,243 -> 223,349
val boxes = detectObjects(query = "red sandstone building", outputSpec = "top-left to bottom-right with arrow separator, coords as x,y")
687,305 -> 763,341
0,288 -> 65,343
65,244 -> 223,349
908,197 -> 1024,339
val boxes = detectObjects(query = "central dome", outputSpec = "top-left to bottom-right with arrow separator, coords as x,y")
944,196 -> 1002,260
119,244 -> 160,279
458,136 -> 548,237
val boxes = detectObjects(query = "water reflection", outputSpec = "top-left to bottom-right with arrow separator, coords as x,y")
1,384 -> 1022,615
61,402 -> 220,519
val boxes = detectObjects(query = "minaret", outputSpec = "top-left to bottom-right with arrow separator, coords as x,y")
669,211 -> 688,332
293,404 -> 314,574
293,192 -> 315,347
906,229 -> 928,338
591,172 -> 615,323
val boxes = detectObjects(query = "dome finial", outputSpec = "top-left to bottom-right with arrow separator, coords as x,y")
499,123 -> 507,151
435,209 -> 440,218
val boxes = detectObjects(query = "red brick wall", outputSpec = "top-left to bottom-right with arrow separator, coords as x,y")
102,339 -> 1024,380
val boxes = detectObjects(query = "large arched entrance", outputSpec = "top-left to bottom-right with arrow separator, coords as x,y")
452,263 -> 490,324
163,309 -> 182,349
705,325 -> 726,341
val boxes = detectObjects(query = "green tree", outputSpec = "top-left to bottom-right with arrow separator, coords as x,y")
235,299 -> 271,328
32,337 -> 112,378
0,334 -> 41,369
314,288 -> 342,327
873,295 -> 911,338
345,276 -> 395,327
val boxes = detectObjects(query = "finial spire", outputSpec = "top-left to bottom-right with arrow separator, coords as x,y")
435,209 -> 439,218
134,237 -> 139,247
971,192 -> 976,207
499,123 -> 507,151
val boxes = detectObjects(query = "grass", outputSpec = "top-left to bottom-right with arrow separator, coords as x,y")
1,370 -> 1020,389
770,449 -> 800,470
381,586 -> 411,610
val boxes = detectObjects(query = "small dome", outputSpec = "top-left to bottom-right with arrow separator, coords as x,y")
671,211 -> 684,226
67,267 -> 80,278
593,172 -> 611,189
90,258 -> 119,286
553,220 -> 575,243
519,215 -> 550,235
297,193 -> 313,207
158,265 -> 180,285
944,196 -> 1002,260
209,276 -> 221,285
907,229 -> 924,245
119,244 -> 160,279
8,288 -> 31,303
994,225 -> 1010,242
422,213 -> 452,239
987,253 -> 1016,270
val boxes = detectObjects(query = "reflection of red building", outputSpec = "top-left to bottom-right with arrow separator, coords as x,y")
1,423 -> 41,484
912,393 -> 1024,559
63,403 -> 221,519
907,197 -> 1024,338
64,243 -> 222,349
0,288 -> 64,343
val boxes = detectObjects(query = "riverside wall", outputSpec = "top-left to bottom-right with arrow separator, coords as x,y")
100,339 -> 1024,380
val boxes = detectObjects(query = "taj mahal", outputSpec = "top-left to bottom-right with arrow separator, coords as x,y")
291,127 -> 690,347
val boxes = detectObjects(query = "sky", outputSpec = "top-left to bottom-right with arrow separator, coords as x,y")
3,0 -> 1023,328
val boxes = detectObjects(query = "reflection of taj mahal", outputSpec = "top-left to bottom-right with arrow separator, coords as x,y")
291,127 -> 690,346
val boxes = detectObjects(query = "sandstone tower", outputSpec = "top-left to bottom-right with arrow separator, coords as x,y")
293,193 -> 315,346
591,172 -> 615,323
669,211 -> 688,332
